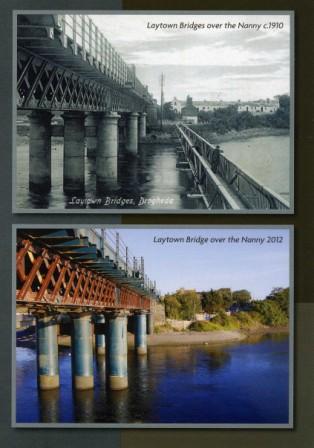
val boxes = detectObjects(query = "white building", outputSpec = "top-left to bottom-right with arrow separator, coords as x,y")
171,97 -> 280,115
237,98 -> 280,115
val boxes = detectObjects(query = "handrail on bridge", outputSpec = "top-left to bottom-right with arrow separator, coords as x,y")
176,123 -> 290,210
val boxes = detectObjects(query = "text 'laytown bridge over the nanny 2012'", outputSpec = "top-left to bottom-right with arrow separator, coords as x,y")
16,228 -> 160,391
16,13 -> 289,210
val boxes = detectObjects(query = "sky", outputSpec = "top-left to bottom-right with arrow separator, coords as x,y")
108,228 -> 290,299
90,14 -> 291,102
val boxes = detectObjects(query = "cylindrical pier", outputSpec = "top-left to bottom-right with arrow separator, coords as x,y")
36,315 -> 59,390
94,314 -> 106,356
28,110 -> 52,193
134,313 -> 147,355
71,314 -> 94,390
139,112 -> 147,139
85,112 -> 98,158
125,112 -> 139,155
147,312 -> 154,335
96,112 -> 120,191
63,111 -> 86,193
108,314 -> 128,390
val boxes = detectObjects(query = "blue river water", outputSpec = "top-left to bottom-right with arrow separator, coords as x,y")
15,333 -> 289,424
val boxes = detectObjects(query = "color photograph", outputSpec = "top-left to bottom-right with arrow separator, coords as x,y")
14,226 -> 293,426
14,12 -> 293,213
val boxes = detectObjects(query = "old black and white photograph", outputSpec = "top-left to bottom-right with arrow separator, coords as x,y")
14,12 -> 293,213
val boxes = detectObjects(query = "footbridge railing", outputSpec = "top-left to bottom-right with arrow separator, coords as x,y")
176,124 -> 290,210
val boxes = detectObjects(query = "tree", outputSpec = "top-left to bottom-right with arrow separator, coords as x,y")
163,101 -> 177,121
232,290 -> 252,307
200,288 -> 232,313
164,289 -> 201,320
266,287 -> 289,316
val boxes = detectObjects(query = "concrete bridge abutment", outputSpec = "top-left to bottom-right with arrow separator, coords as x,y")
62,111 -> 86,193
71,313 -> 94,390
28,110 -> 52,193
36,314 -> 60,390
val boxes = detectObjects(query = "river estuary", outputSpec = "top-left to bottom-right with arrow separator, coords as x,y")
16,333 -> 289,424
15,134 -> 290,210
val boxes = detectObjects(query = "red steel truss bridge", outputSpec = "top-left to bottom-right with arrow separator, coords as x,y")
16,229 -> 159,314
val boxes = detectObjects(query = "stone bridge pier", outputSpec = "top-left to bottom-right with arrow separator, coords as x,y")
27,108 -> 149,195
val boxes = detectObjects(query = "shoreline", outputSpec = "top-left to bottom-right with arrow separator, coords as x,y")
194,126 -> 289,144
56,325 -> 289,349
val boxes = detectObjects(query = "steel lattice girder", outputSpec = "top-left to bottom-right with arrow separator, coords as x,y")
17,47 -> 146,113
16,239 -> 151,312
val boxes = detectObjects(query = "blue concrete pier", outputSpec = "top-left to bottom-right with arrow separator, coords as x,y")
94,314 -> 106,356
108,313 -> 128,390
36,315 -> 59,390
71,314 -> 94,390
134,312 -> 147,355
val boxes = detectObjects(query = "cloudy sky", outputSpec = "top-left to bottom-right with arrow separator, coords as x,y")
90,14 -> 291,102
112,228 -> 290,299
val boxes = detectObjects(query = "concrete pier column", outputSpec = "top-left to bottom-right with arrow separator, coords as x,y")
36,315 -> 59,390
85,112 -> 99,158
94,314 -> 106,356
108,313 -> 128,390
134,312 -> 147,355
139,112 -> 147,139
71,314 -> 94,390
62,111 -> 86,192
28,110 -> 52,193
96,112 -> 120,191
147,312 -> 154,335
125,112 -> 139,155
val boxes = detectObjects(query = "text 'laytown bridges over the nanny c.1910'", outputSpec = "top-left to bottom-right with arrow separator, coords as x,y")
16,228 -> 160,391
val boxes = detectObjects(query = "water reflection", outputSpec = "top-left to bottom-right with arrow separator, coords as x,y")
73,389 -> 95,423
39,389 -> 60,423
16,333 -> 289,424
16,137 -> 203,210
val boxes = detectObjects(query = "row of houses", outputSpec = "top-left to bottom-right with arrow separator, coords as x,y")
171,96 -> 280,124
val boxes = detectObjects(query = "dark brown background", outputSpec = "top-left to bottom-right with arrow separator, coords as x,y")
0,0 -> 313,446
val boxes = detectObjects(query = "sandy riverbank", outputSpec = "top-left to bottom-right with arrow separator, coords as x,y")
57,326 -> 288,348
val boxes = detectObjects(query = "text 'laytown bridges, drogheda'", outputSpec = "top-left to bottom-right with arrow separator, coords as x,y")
16,14 -> 289,210
16,228 -> 160,391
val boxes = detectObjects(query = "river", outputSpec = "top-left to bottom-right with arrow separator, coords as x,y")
15,134 -> 289,210
15,333 -> 289,424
